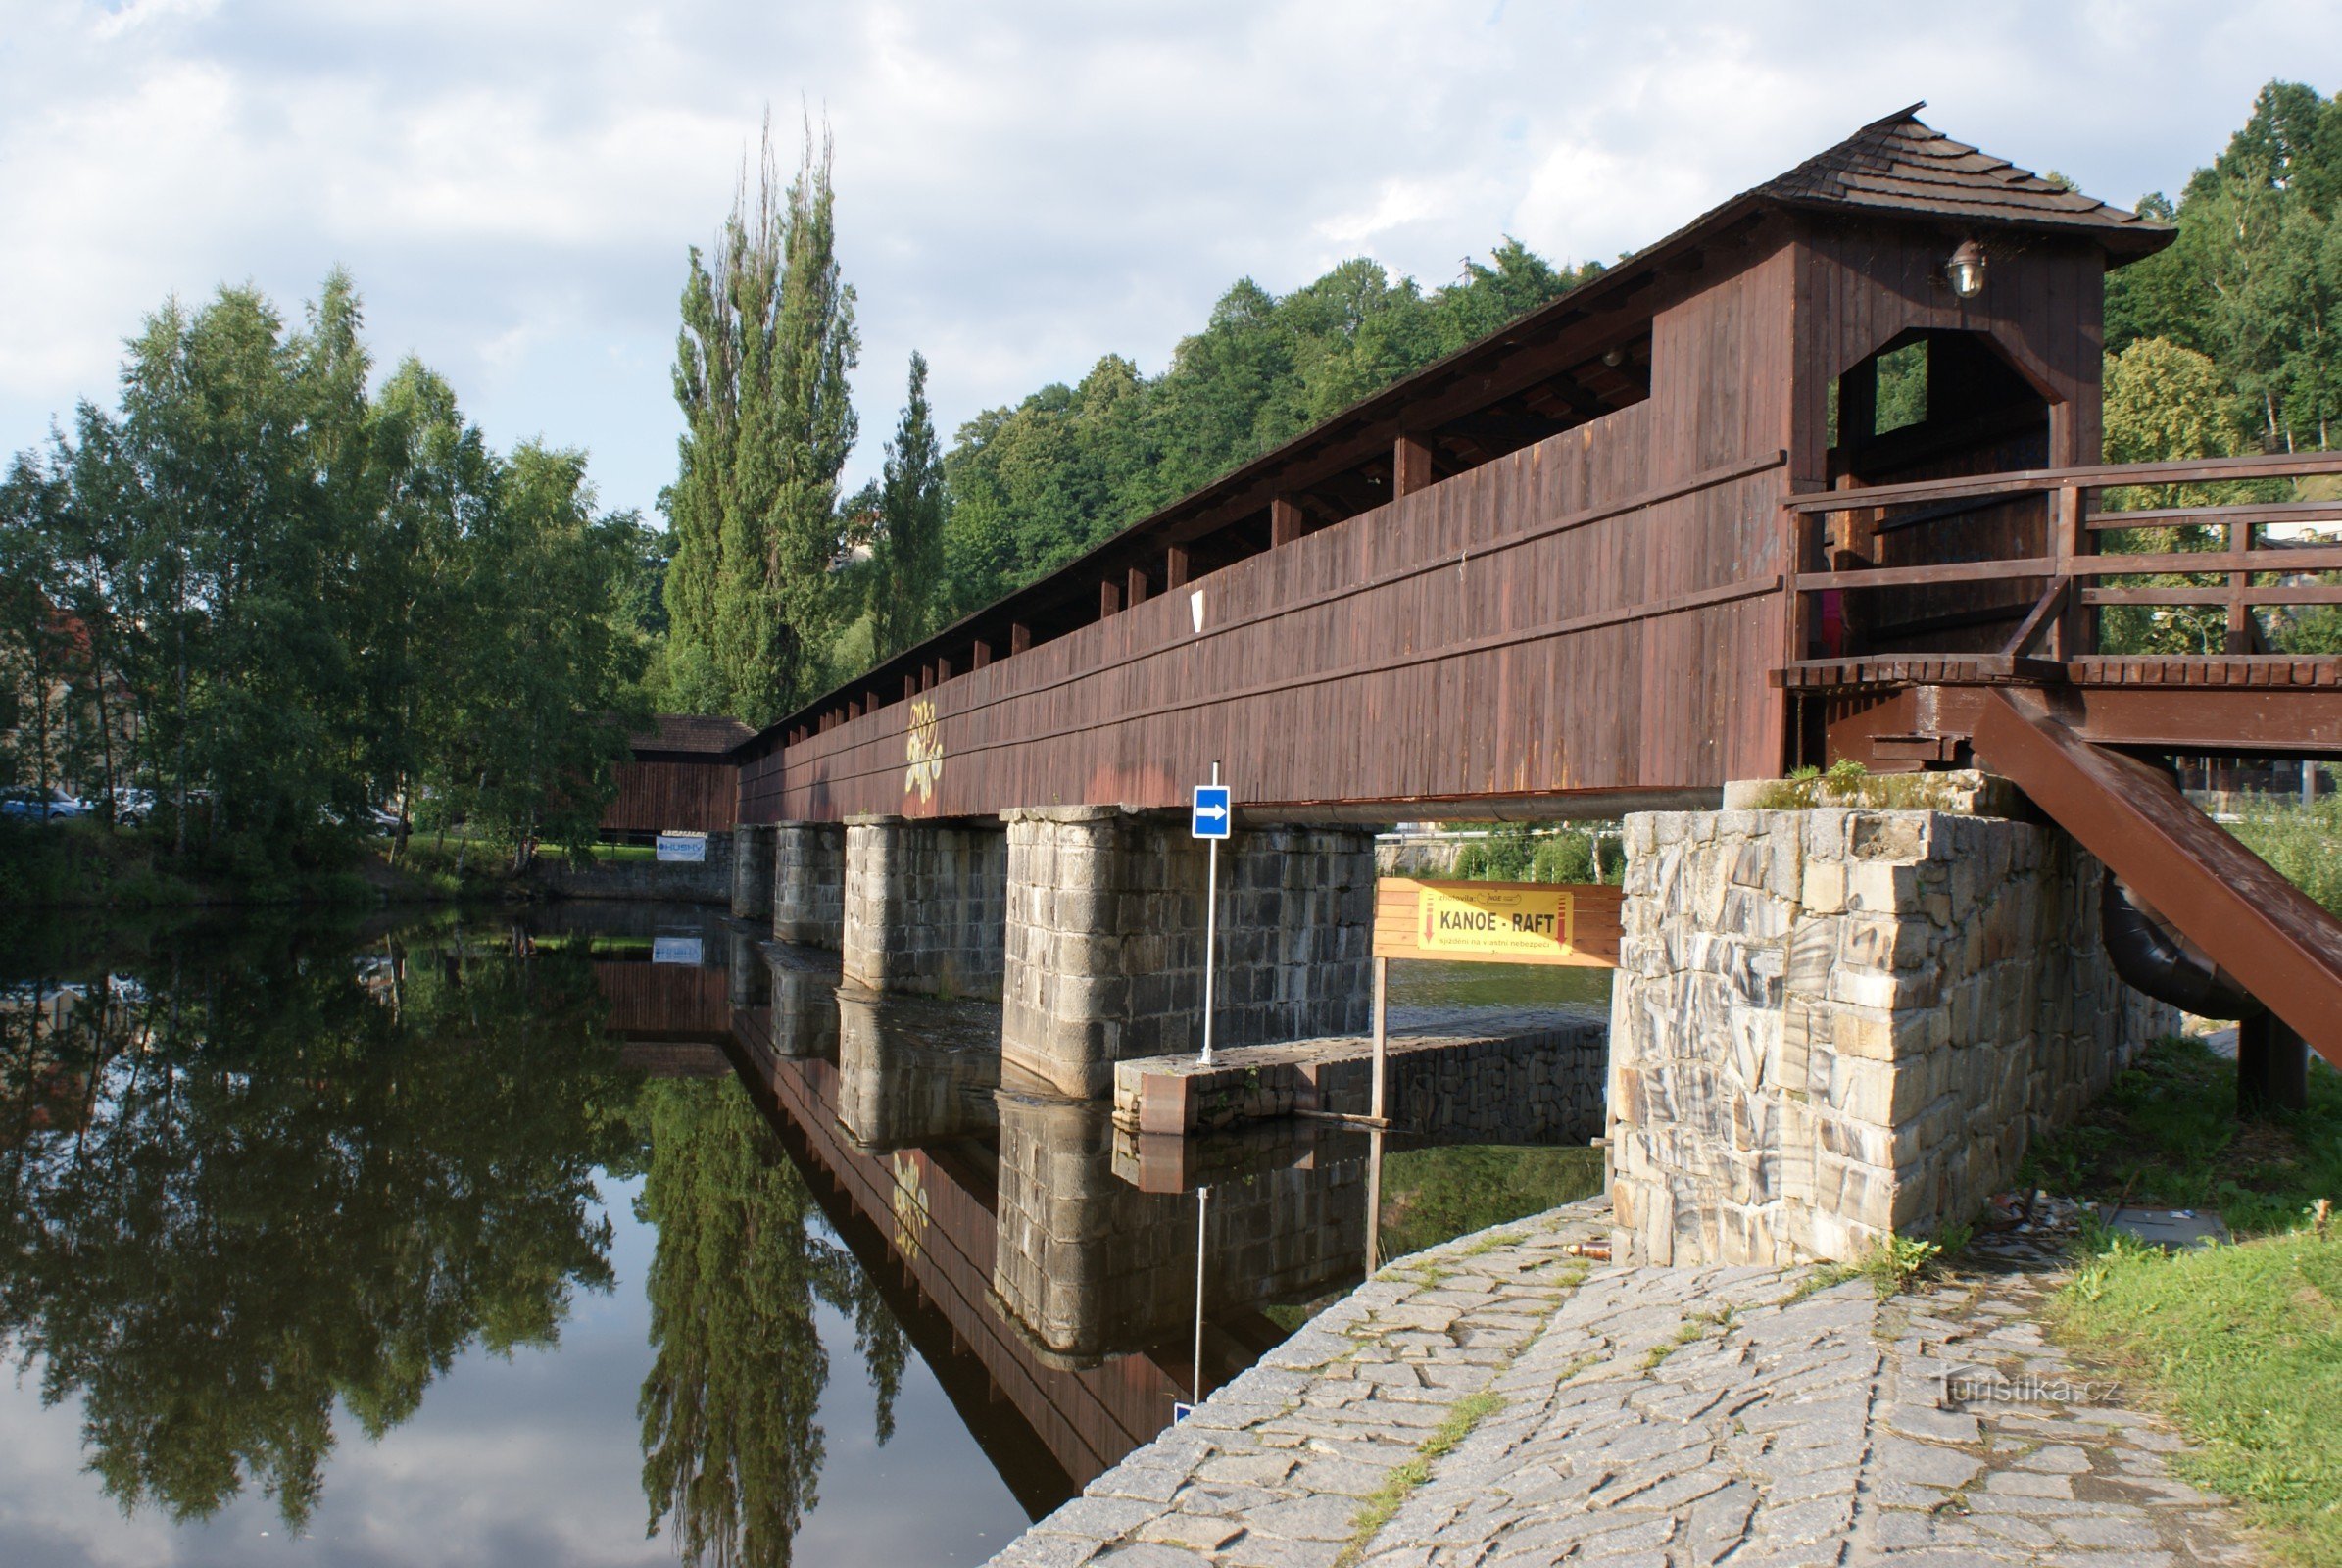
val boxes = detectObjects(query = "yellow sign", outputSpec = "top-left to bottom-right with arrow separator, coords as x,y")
1417,884 -> 1575,958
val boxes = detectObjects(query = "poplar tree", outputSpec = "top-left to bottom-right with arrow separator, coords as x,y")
867,353 -> 946,660
665,118 -> 858,726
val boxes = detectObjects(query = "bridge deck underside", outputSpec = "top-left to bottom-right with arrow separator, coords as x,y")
1784,654 -> 2342,762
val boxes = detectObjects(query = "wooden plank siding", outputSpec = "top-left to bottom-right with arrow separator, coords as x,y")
601,758 -> 739,834
735,219 -> 2130,826
743,238 -> 1812,824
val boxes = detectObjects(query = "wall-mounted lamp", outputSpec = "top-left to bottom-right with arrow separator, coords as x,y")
1946,239 -> 1987,301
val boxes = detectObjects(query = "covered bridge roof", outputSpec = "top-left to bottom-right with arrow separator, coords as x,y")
628,713 -> 756,760
758,107 -> 2171,750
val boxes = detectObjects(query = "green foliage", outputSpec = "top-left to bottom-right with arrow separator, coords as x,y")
2057,1229 -> 2342,1564
2020,1034 -> 2342,1236
0,270 -> 647,888
865,353 -> 948,662
2097,82 -> 2342,658
1447,823 -> 1617,885
664,120 -> 860,725
2232,787 -> 2342,916
939,242 -> 1600,618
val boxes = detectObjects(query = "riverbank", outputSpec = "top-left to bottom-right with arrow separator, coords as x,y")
986,1199 -> 2248,1568
0,815 -> 728,914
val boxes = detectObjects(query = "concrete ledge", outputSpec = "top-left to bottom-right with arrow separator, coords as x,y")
1110,1005 -> 1606,1140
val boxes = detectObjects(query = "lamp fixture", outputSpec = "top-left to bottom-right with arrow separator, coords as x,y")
1947,239 -> 1987,301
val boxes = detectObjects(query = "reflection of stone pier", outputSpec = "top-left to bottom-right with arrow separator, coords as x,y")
834,985 -> 1002,1151
990,1090 -> 1366,1365
766,948 -> 841,1061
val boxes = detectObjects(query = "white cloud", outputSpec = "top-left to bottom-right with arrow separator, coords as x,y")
3,0 -> 2339,518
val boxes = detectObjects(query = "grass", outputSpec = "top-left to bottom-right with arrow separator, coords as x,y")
2031,1032 -> 2342,1565
2232,792 -> 2342,919
2018,1035 -> 2342,1236
1336,1390 -> 1506,1566
2056,1228 -> 2342,1566
1643,1305 -> 1739,1369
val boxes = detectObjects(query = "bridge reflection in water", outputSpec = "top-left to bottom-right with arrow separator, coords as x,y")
587,904 -> 1598,1514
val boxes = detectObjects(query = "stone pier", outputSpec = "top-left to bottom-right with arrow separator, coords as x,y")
1000,807 -> 1375,1098
729,822 -> 776,921
842,815 -> 1009,1000
1607,790 -> 2180,1267
772,821 -> 845,949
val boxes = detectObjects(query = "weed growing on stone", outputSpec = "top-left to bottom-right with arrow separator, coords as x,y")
1336,1390 -> 1506,1567
1862,1234 -> 1944,1298
2055,1226 -> 2342,1566
1642,1306 -> 1735,1369
1457,1229 -> 1523,1258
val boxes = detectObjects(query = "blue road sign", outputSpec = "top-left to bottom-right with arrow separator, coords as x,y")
1192,785 -> 1232,839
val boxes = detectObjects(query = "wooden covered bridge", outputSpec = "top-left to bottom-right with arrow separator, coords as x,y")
624,108 -> 2342,1264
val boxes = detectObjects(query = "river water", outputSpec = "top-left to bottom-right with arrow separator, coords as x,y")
0,903 -> 1605,1567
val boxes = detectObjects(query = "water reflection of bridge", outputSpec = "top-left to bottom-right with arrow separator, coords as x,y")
590,915 -> 1383,1510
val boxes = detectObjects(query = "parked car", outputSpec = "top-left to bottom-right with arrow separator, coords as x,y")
0,789 -> 86,821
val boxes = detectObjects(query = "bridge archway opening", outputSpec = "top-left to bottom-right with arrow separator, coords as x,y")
1818,326 -> 2059,662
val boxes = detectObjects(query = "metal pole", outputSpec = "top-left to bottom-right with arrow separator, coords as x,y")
1201,760 -> 1220,1068
1192,1184 -> 1210,1404
1369,955 -> 1388,1124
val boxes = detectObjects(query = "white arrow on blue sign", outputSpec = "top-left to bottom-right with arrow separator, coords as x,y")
1191,784 -> 1232,839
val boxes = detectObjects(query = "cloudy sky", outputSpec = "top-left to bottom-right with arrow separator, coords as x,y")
5,1 -> 2339,521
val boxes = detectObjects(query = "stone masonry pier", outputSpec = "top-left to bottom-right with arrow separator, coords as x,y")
843,815 -> 1009,1001
772,821 -> 845,948
1003,808 -> 1374,1098
1609,798 -> 2180,1268
984,1200 -> 2249,1568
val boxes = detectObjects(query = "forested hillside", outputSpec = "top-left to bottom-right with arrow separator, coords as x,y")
935,242 -> 1602,616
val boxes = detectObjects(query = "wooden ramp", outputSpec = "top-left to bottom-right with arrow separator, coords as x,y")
1972,688 -> 2342,1064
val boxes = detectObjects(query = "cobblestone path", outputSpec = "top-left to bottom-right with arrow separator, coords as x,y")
985,1200 -> 2254,1568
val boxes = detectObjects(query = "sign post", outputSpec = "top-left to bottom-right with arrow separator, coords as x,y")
1192,766 -> 1232,1067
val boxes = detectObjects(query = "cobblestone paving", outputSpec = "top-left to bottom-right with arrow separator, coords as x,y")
984,1201 -> 2256,1568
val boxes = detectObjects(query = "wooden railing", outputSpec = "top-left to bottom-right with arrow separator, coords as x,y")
1781,452 -> 2342,663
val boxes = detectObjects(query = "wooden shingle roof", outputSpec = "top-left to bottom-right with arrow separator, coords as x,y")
1755,104 -> 2170,257
629,713 -> 755,758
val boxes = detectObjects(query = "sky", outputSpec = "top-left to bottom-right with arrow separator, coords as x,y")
5,1 -> 2340,524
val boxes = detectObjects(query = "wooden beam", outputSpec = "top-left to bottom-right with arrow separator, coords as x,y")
937,655 -> 954,681
972,639 -> 992,669
846,698 -> 862,720
1100,579 -> 1123,616
1166,546 -> 1190,589
1270,496 -> 1305,547
1009,622 -> 1032,655
1127,565 -> 1149,605
903,674 -> 917,703
1394,434 -> 1435,498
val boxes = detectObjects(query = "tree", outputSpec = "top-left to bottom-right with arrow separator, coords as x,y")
932,241 -> 1592,622
665,118 -> 860,726
866,354 -> 948,661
